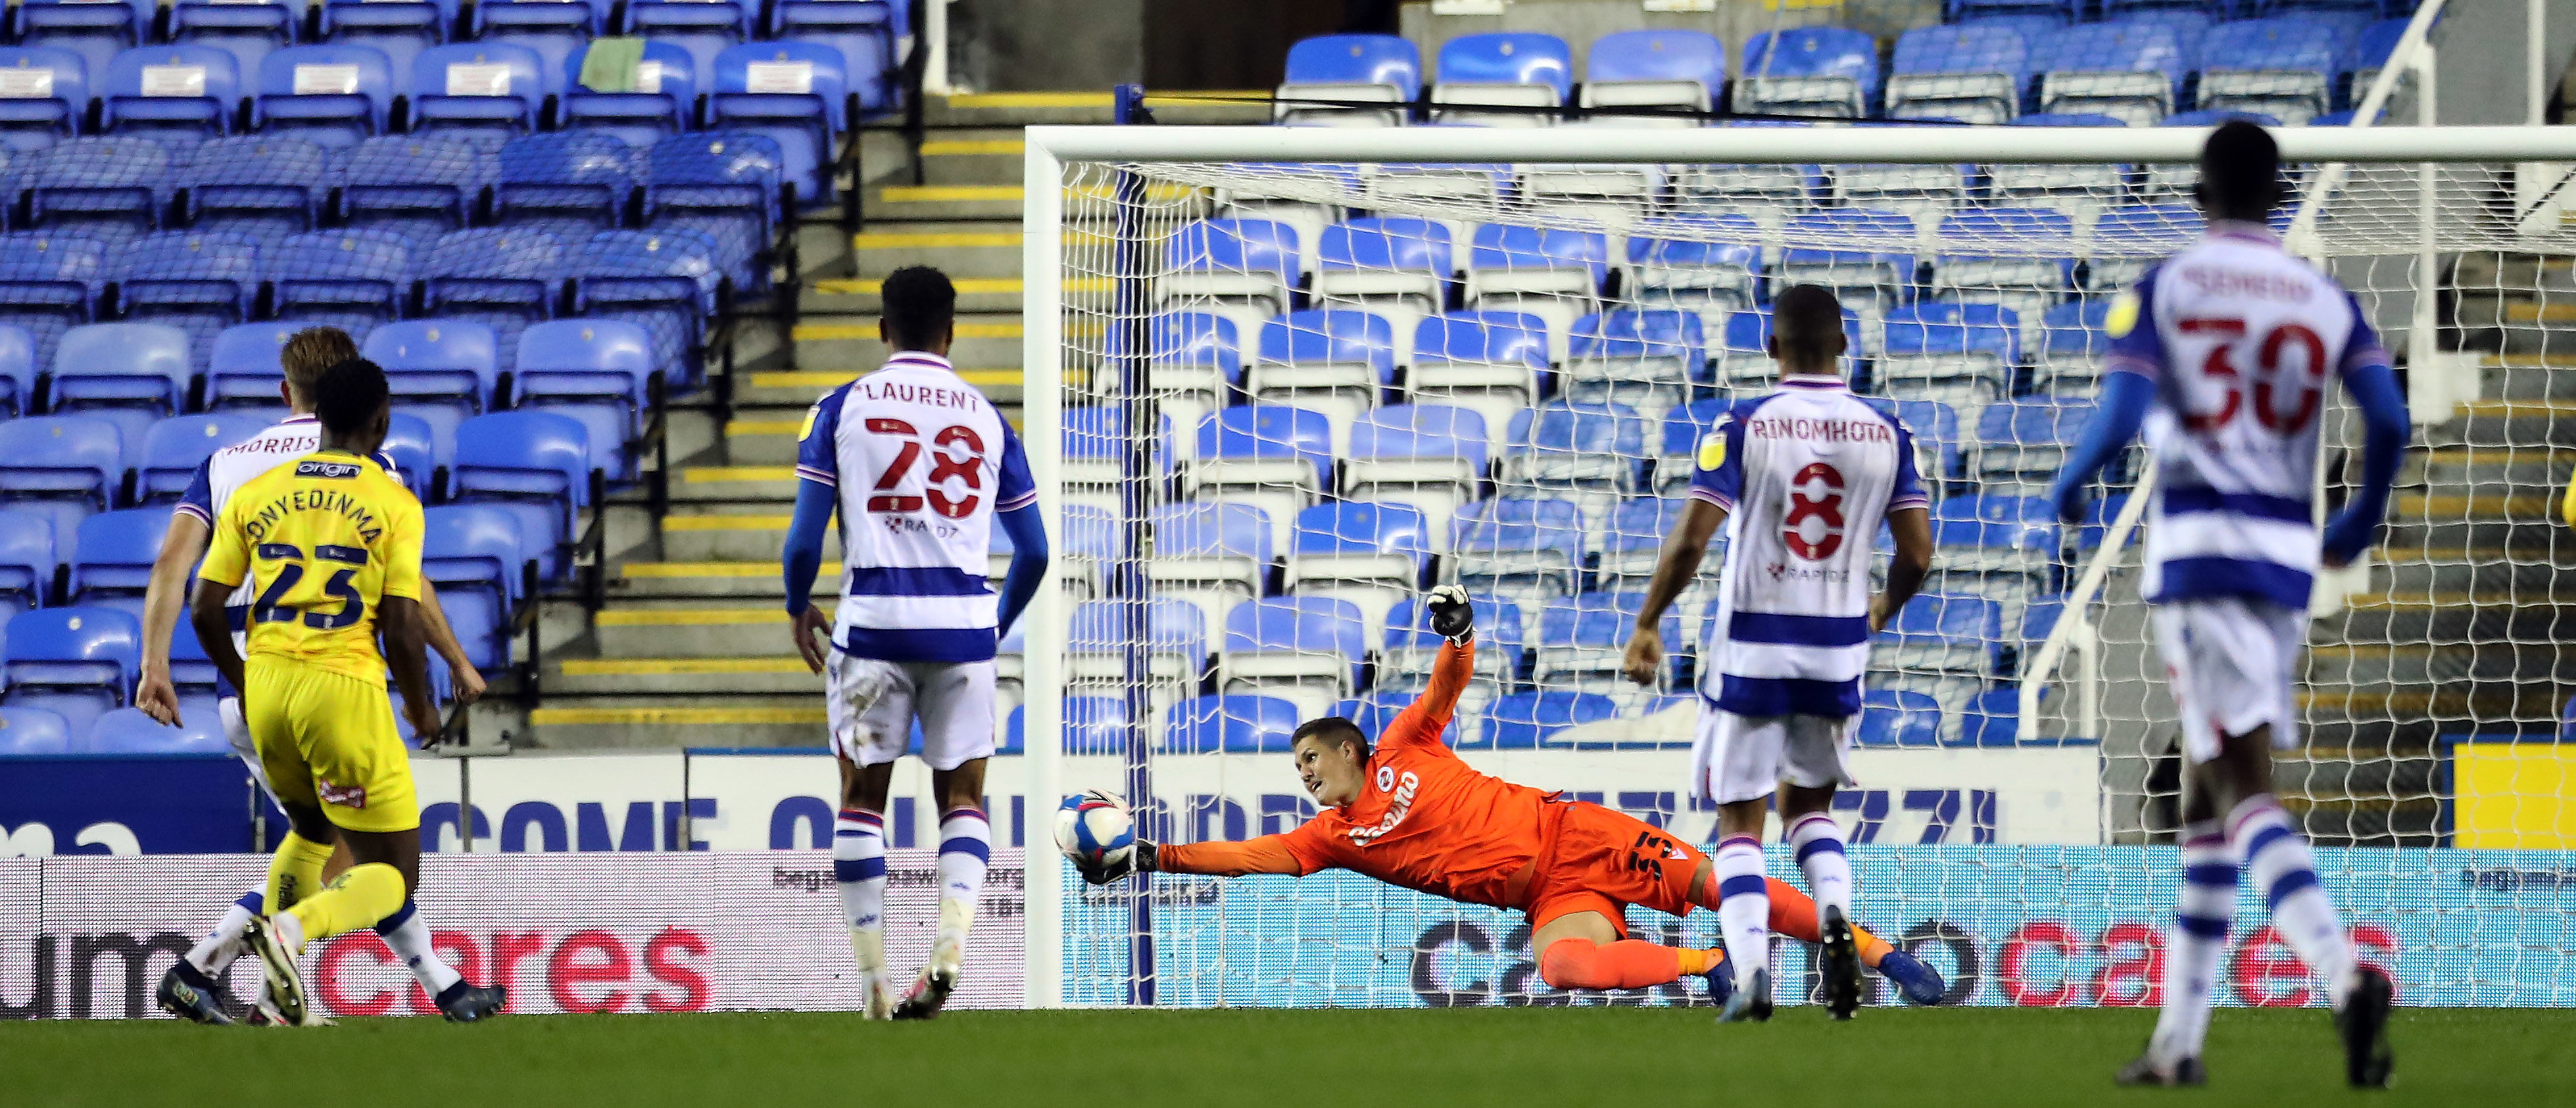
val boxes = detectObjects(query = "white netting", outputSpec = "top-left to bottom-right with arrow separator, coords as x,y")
1031,135 -> 2576,1009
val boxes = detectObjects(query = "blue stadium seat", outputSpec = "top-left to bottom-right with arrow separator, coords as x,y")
1286,501 -> 1430,639
1595,495 -> 1685,585
362,319 -> 499,448
1503,400 -> 1647,506
1276,33 -> 1419,126
1482,690 -> 1613,750
1877,302 -> 2020,417
1930,208 -> 2076,326
48,322 -> 195,457
1856,688 -> 1943,748
645,131 -> 787,294
81,704 -> 228,753
1158,694 -> 1300,755
1,605 -> 141,738
514,320 -> 656,481
112,233 -> 260,371
1532,590 -> 1679,694
1958,686 -> 2035,747
627,1 -> 753,84
1007,696 -> 1132,756
381,411 -> 439,499
2346,16 -> 2410,96
204,321 -> 299,410
1315,218 -> 1450,340
410,42 -> 546,143
2089,203 -> 2202,289
0,508 -> 57,621
168,0 -> 299,89
316,0 -> 454,93
0,415 -> 124,537
254,44 -> 397,149
1344,404 -> 1488,533
100,45 -> 240,149
1776,208 -> 1918,316
1246,308 -> 1393,435
0,324 -> 33,417
270,229 -> 414,335
1977,398 -> 2093,487
67,505 -> 169,616
14,136 -> 169,245
562,39 -> 702,149
2197,17 -> 2343,124
9,1 -> 149,93
0,706 -> 73,755
497,130 -> 640,241
1430,32 -> 1572,124
1878,591 -> 2004,679
2037,299 -> 2110,386
1146,500 -> 1274,621
2029,22 -> 2187,125
0,47 -> 90,153
1218,596 -> 1368,710
1890,23 -> 2030,124
566,228 -> 721,391
1413,312 -> 1549,437
450,410 -> 594,581
1565,309 -> 1705,415
2103,7 -> 2216,62
420,228 -> 567,370
1581,29 -> 1725,122
1382,590 -> 1524,702
1932,493 -> 2060,605
136,412 -> 268,502
424,503 -> 527,671
1463,225 -> 1605,352
1946,0 -> 2072,20
1626,214 -> 1761,320
708,41 -> 848,208
1451,495 -> 1584,603
1714,303 -> 1866,386
1862,396 -> 1964,483
771,1 -> 900,116
474,0 -> 610,99
337,135 -> 495,248
1067,596 -> 1207,686
1655,397 -> 1729,494
178,136 -> 329,252
1104,311 -> 1238,423
1738,26 -> 1878,118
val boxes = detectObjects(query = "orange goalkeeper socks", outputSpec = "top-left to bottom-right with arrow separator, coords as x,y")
1538,938 -> 1713,991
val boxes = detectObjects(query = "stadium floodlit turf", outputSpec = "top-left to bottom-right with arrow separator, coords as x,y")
5,1007 -> 2571,1107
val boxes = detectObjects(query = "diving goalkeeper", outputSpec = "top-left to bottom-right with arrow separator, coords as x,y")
1073,587 -> 1945,1006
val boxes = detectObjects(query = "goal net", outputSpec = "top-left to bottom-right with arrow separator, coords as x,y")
1017,123 -> 2576,1010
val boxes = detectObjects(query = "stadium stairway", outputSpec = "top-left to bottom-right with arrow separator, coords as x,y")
2283,252 -> 2576,846
518,92 -> 1264,750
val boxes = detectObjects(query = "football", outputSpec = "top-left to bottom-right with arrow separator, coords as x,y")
1054,790 -> 1135,867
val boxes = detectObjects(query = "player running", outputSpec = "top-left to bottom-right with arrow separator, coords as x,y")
2049,121 -> 2404,1089
1070,587 -> 1948,1010
187,358 -> 454,1027
1618,285 -> 1934,1023
145,327 -> 500,1025
783,266 -> 1050,1019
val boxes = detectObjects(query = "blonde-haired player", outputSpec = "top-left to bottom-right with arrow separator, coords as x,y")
189,358 -> 454,1026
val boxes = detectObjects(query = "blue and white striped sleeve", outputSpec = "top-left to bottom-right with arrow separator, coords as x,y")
174,461 -> 215,527
994,419 -> 1036,513
2103,265 -> 2166,382
1686,405 -> 1747,512
1887,417 -> 1929,514
2339,290 -> 2394,379
794,388 -> 845,487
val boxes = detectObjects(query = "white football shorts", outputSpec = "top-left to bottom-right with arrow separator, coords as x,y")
219,695 -> 285,809
827,652 -> 998,771
2152,595 -> 2304,763
1690,706 -> 1855,806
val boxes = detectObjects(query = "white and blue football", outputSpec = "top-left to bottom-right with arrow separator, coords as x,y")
1055,790 -> 1135,867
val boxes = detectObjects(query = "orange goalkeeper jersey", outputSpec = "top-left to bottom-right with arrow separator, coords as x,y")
1158,639 -> 1561,909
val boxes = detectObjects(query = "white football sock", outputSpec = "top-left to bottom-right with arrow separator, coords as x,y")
374,900 -> 463,996
835,808 -> 890,998
187,888 -> 262,975
2150,821 -> 2233,1063
934,806 -> 990,969
1713,836 -> 1770,991
2231,795 -> 2356,1008
1785,812 -> 1852,919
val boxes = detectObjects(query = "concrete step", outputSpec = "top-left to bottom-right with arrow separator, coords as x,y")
913,132 -> 1033,186
591,602 -> 830,658
2452,251 -> 2575,293
852,225 -> 1025,278
869,182 -> 1027,221
550,656 -> 825,696
2483,356 -> 2576,400
525,696 -> 826,750
672,464 -> 804,502
2305,641 -> 2576,685
2314,594 -> 2576,646
804,275 -> 1028,314
612,560 -> 843,599
2423,398 -> 2576,449
919,91 -> 1269,128
2413,445 -> 2571,488
2272,749 -> 2439,800
2371,548 -> 2576,595
658,512 -> 808,561
2280,798 -> 2442,848
720,408 -> 814,464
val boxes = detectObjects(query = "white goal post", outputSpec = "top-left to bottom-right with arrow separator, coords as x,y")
1019,120 -> 2576,1011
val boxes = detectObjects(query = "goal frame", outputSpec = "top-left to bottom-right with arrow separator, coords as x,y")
1017,120 -> 2576,1009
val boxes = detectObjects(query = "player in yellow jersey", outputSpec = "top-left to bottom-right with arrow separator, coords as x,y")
189,358 -> 446,1027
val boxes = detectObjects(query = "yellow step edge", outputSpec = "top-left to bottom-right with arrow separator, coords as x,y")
2504,302 -> 2576,323
2394,494 -> 2554,518
790,320 -> 1023,341
2485,354 -> 2576,368
561,658 -> 816,676
595,608 -> 793,627
2458,398 -> 2576,416
881,184 -> 1021,203
853,231 -> 1020,249
2375,548 -> 2514,564
918,138 -> 1025,155
660,515 -> 792,532
746,369 -> 1020,389
2343,592 -> 2570,610
2419,447 -> 2571,462
2304,644 -> 2446,657
532,706 -> 828,726
943,91 -> 1112,109
811,277 -> 1036,296
623,561 -> 841,579
725,419 -> 803,435
682,466 -> 797,483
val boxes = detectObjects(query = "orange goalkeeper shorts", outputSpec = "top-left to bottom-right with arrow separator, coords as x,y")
1520,799 -> 1706,939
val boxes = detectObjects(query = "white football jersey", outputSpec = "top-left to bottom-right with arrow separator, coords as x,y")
1689,375 -> 1928,717
2106,220 -> 2391,610
176,414 -> 403,694
794,352 -> 1035,663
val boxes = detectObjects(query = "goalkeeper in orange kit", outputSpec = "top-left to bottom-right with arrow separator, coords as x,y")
1073,587 -> 1947,1007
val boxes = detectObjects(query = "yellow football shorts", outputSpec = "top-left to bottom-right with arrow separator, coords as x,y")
244,659 -> 419,834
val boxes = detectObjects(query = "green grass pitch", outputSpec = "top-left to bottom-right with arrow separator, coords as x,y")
5,1007 -> 2571,1107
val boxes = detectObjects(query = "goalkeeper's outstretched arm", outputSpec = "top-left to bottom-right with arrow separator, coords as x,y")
1077,830 -> 1321,883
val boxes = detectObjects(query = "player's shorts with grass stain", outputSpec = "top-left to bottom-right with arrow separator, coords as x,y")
1520,799 -> 1705,938
245,658 -> 418,834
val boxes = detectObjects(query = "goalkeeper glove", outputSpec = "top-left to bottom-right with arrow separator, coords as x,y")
1425,585 -> 1474,645
1075,840 -> 1159,885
